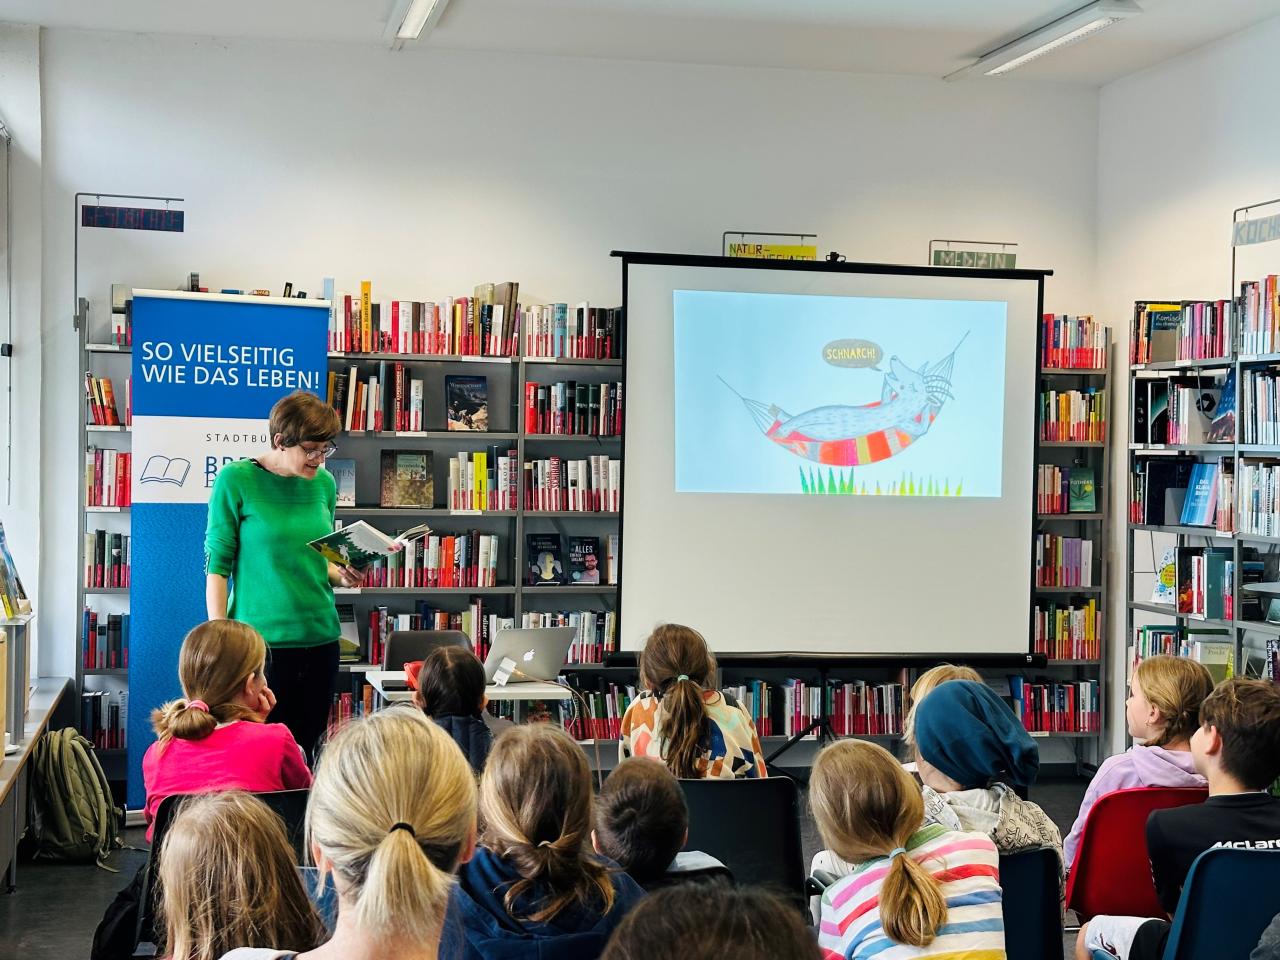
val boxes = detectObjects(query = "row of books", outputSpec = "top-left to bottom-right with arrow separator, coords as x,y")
1034,534 -> 1094,588
1238,275 -> 1280,357
342,530 -> 501,589
1237,462 -> 1280,537
1007,677 -> 1099,734
1130,302 -> 1180,365
1166,383 -> 1222,445
443,450 -> 514,512
83,530 -> 130,589
526,533 -> 618,587
1041,314 -> 1108,370
524,457 -> 620,513
0,522 -> 30,619
1033,599 -> 1101,661
81,609 -> 129,670
726,679 -> 906,738
358,599 -> 511,666
327,685 -> 375,735
519,610 -> 618,664
1131,627 -> 1235,683
1128,459 -> 1232,531
1131,374 -> 1232,445
1239,367 -> 1280,445
1130,300 -> 1234,365
324,281 -> 521,356
84,374 -> 130,426
330,368 -> 490,433
1035,464 -> 1096,515
521,303 -> 624,360
1039,388 -> 1106,443
81,689 -> 127,750
1174,546 -> 1234,620
523,381 -> 623,436
1180,462 -> 1234,531
563,682 -> 634,741
85,449 -> 132,508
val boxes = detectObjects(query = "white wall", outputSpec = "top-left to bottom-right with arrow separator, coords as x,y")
1098,14 -> 1280,747
37,30 -> 1100,686
0,23 -> 42,675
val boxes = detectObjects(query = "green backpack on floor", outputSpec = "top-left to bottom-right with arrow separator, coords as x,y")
28,727 -> 122,865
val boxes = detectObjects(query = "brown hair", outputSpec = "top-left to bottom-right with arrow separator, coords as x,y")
810,740 -> 947,948
1198,677 -> 1280,789
480,723 -> 615,923
594,757 -> 688,882
1133,655 -> 1214,747
157,791 -> 325,960
415,645 -> 486,717
903,663 -> 983,748
270,389 -> 341,449
151,620 -> 265,744
638,624 -> 717,779
601,883 -> 820,960
307,707 -> 476,941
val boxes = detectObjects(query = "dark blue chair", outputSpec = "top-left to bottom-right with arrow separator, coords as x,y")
298,865 -> 338,932
1161,847 -> 1280,960
999,848 -> 1062,960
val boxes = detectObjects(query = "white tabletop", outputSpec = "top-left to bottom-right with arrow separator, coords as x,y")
365,670 -> 571,703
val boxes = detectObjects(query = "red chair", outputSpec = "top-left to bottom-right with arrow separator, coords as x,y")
1065,785 -> 1208,921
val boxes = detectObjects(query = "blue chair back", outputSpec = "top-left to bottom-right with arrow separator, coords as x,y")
1163,848 -> 1280,960
298,865 -> 339,932
999,848 -> 1062,960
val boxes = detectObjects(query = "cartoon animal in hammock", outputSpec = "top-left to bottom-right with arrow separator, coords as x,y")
719,334 -> 967,467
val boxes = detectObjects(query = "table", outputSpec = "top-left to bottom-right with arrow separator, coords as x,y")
365,671 -> 571,705
0,677 -> 69,890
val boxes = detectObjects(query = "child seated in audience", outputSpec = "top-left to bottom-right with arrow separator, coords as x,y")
619,624 -> 766,779
157,791 -> 325,960
453,723 -> 645,959
593,757 -> 690,889
1064,654 -> 1212,865
1078,677 -> 1280,960
224,707 -> 479,960
901,662 -> 983,751
143,620 -> 311,840
411,644 -> 492,773
811,738 -> 1005,959
602,884 -> 820,960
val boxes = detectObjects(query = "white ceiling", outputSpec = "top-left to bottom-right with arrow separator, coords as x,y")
3,0 -> 1278,85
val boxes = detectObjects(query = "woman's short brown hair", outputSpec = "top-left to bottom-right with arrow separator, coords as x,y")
269,390 -> 340,449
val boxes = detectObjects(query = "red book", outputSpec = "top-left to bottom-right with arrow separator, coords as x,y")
524,383 -> 538,434
391,301 -> 401,354
343,295 -> 353,353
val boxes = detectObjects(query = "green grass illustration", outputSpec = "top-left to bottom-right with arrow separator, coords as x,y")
799,467 -> 963,497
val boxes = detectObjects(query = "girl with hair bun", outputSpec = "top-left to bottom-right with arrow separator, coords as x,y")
142,620 -> 311,840
619,624 -> 766,779
811,739 -> 1005,959
454,723 -> 644,960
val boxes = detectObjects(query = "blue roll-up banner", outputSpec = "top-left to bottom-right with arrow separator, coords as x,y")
129,291 -> 328,807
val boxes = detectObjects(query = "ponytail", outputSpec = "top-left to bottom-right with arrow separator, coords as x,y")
638,624 -> 716,779
151,621 -> 266,745
879,849 -> 948,947
307,708 -> 476,943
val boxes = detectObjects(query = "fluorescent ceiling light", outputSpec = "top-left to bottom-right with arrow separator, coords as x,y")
383,0 -> 452,47
945,0 -> 1142,80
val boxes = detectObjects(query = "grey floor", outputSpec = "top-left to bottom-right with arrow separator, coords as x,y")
0,779 -> 1089,960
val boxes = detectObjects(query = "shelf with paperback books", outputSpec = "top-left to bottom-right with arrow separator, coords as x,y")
1041,315 -> 1109,371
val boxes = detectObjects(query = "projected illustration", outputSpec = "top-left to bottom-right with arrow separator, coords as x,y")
674,290 -> 1007,497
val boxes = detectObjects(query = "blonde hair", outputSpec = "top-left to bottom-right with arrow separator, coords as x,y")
151,621 -> 266,744
158,791 -> 325,960
637,624 -> 718,778
306,707 -> 476,941
480,723 -> 615,923
1133,655 -> 1214,747
903,663 -> 983,747
811,740 -> 947,948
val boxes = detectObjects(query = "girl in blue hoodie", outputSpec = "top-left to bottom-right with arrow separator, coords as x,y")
413,644 -> 493,774
454,723 -> 645,960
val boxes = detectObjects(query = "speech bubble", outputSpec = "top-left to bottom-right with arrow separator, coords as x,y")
822,339 -> 883,370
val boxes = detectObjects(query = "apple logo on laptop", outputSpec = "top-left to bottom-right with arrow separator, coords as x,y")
522,649 -> 536,663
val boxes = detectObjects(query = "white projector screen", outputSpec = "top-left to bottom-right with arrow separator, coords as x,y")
618,255 -> 1043,657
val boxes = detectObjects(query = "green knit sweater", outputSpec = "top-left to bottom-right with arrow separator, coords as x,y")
204,458 -> 339,649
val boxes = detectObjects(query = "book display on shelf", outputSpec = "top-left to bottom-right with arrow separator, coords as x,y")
1034,533 -> 1093,588
1039,387 -> 1106,442
379,450 -> 433,507
337,529 -> 500,589
85,449 -> 132,508
1007,676 -> 1099,734
525,456 -> 619,512
81,688 -> 127,750
1238,275 -> 1280,356
1037,464 -> 1095,515
566,537 -> 601,585
520,609 -> 617,664
1130,302 -> 1184,365
327,459 -> 357,507
524,380 -> 623,436
1033,599 -> 1100,661
84,373 -> 131,427
522,304 -> 623,360
526,534 -> 566,586
1041,315 -> 1108,370
445,375 -> 489,431
83,530 -> 130,589
447,449 -> 518,512
81,608 -> 129,670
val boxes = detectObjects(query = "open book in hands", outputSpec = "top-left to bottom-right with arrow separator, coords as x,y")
308,521 -> 433,570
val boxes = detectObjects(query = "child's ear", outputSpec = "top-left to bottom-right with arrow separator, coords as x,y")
591,829 -> 601,854
481,694 -> 490,711
411,687 -> 424,710
1203,724 -> 1224,756
681,826 -> 689,848
242,672 -> 257,700
458,821 -> 478,866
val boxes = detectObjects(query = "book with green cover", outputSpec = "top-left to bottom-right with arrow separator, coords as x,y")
1069,467 -> 1096,512
308,520 -> 432,569
379,450 -> 433,508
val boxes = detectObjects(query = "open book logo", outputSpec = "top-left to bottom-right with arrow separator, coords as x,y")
140,455 -> 191,486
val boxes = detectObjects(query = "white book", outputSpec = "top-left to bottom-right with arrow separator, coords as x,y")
609,459 -> 620,512
410,380 -> 423,431
465,458 -> 475,510
590,455 -> 603,512
366,376 -> 378,431
449,457 -> 461,511
492,304 -> 504,356
477,536 -> 491,588
488,535 -> 499,587
566,459 -> 578,512
427,536 -> 441,586
498,457 -> 509,512
344,365 -> 358,431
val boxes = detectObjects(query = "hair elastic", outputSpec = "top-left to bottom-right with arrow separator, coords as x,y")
676,674 -> 690,682
537,839 -> 555,848
389,822 -> 416,836
888,846 -> 908,862
186,699 -> 210,713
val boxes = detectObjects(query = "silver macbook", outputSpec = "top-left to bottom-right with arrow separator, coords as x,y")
482,627 -> 577,684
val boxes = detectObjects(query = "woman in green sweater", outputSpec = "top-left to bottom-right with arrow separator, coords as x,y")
204,390 -> 360,761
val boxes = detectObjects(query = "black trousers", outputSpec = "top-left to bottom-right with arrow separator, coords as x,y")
265,641 -> 339,764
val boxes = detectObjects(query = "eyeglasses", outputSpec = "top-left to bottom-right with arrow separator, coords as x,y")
298,442 -> 338,461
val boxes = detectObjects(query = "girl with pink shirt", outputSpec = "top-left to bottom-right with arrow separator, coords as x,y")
142,620 -> 312,840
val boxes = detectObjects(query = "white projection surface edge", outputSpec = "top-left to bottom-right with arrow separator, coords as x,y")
619,261 -> 1041,656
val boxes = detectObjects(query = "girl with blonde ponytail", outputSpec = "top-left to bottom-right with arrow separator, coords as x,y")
142,620 -> 310,840
619,624 -> 766,779
454,724 -> 644,960
811,739 -> 1006,959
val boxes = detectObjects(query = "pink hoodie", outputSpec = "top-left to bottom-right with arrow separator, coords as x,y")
1063,744 -> 1205,865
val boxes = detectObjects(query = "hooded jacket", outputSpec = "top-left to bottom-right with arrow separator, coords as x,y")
432,714 -> 493,774
1063,744 -> 1205,865
449,846 -> 645,960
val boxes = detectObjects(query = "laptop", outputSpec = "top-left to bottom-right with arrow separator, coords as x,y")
482,627 -> 577,684
380,630 -> 471,691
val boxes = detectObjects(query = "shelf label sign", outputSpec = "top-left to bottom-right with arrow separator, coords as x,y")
81,205 -> 184,232
932,249 -> 1017,269
727,242 -> 817,261
1233,213 -> 1280,247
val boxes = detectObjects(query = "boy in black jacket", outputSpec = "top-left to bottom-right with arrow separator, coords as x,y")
412,644 -> 493,773
1078,677 -> 1280,960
